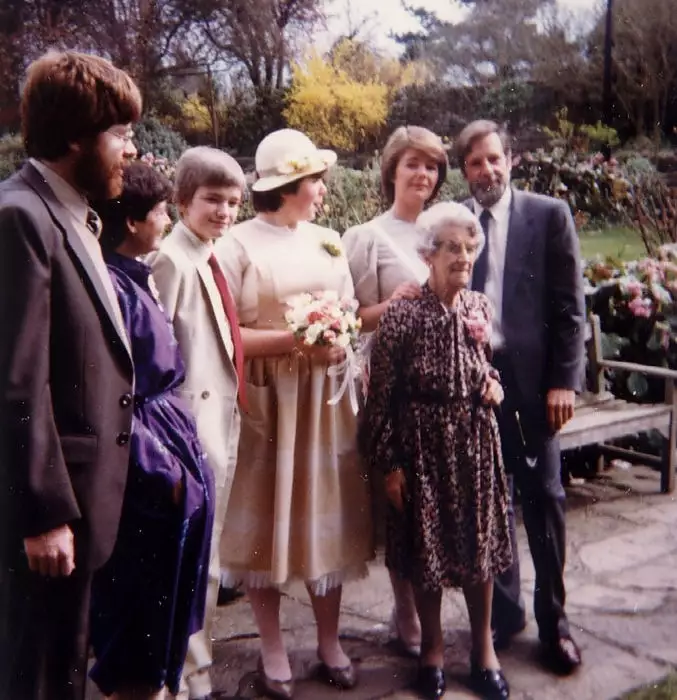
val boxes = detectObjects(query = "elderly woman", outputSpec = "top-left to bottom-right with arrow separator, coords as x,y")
361,202 -> 512,700
343,126 -> 448,654
89,162 -> 215,700
217,129 -> 373,699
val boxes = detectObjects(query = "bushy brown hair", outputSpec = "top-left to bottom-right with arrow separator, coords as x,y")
381,126 -> 448,206
21,51 -> 142,160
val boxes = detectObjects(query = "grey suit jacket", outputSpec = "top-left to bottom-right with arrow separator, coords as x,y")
467,189 -> 585,417
0,163 -> 135,571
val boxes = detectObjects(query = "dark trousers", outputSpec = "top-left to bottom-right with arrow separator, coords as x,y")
0,543 -> 93,700
492,352 -> 570,642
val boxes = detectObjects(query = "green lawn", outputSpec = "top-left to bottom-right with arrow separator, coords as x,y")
622,674 -> 677,699
579,226 -> 647,262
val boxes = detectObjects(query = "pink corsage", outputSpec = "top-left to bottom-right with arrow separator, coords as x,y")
464,309 -> 490,345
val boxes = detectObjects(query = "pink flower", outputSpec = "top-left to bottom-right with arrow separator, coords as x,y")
464,310 -> 490,344
625,280 -> 643,297
628,296 -> 653,318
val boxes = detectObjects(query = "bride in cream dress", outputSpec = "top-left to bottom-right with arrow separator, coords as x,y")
217,129 -> 372,699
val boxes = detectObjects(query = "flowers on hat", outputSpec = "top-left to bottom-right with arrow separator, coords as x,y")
277,154 -> 314,176
252,129 -> 337,192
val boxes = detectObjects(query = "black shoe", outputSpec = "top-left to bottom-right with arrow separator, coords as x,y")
316,658 -> 357,690
540,634 -> 582,676
470,660 -> 510,700
217,585 -> 245,607
257,657 -> 294,699
412,665 -> 446,700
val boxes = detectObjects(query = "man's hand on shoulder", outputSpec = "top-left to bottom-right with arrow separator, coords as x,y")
547,388 -> 575,433
24,524 -> 75,577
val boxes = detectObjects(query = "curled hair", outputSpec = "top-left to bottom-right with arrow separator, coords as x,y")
22,51 -> 142,160
97,162 -> 173,251
416,202 -> 485,259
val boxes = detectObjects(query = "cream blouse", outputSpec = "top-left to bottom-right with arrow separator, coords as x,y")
343,209 -> 429,307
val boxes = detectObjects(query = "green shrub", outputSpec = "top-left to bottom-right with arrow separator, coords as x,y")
511,149 -> 631,224
439,168 -> 468,203
622,155 -> 655,177
0,133 -> 25,181
134,116 -> 187,161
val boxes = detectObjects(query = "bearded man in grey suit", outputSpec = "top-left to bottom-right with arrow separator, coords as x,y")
0,51 -> 140,700
458,120 -> 585,675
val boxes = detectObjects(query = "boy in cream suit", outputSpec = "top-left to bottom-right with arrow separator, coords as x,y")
151,147 -> 246,700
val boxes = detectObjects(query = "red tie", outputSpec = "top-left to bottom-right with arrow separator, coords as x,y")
207,254 -> 247,411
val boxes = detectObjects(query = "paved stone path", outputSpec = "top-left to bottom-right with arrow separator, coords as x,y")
88,464 -> 677,699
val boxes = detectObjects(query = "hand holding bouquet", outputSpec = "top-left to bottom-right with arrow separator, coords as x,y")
285,290 -> 361,351
285,290 -> 363,413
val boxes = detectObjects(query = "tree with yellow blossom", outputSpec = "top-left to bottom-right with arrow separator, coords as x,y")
284,39 -> 429,152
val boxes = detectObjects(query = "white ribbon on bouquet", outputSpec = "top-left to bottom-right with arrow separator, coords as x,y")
326,345 -> 361,415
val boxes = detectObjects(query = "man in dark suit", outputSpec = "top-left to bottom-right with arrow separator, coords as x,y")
0,51 -> 141,700
458,120 -> 585,674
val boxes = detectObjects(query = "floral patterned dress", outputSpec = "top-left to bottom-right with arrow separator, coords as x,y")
361,284 -> 512,590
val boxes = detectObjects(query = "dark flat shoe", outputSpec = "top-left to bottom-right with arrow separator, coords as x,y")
257,657 -> 294,700
540,634 -> 582,675
470,660 -> 510,699
316,659 -> 357,690
412,665 -> 446,700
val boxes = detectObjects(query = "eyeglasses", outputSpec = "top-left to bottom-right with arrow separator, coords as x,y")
106,127 -> 135,143
436,240 -> 479,256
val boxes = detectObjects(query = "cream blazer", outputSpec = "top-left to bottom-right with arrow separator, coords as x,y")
150,222 -> 240,501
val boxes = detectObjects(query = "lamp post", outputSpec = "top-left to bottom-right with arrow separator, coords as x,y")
602,0 -> 614,158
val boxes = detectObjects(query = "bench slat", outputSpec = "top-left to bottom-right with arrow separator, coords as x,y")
561,403 -> 672,450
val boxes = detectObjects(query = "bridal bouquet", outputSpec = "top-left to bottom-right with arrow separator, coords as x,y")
285,290 -> 361,349
285,290 -> 362,413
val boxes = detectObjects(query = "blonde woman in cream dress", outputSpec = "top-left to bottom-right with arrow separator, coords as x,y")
343,125 -> 448,659
216,129 -> 372,699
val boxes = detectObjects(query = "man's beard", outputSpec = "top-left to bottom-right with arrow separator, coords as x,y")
470,178 -> 508,208
73,144 -> 124,201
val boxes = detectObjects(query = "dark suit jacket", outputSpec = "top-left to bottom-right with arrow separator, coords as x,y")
0,163 -> 134,571
468,189 -> 585,431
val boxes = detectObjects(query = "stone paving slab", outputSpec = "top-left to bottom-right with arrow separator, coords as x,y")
86,465 -> 677,700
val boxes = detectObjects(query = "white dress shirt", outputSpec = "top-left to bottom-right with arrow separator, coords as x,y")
473,187 -> 512,350
30,158 -> 130,351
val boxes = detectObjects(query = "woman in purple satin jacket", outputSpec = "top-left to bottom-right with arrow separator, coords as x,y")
89,162 -> 215,700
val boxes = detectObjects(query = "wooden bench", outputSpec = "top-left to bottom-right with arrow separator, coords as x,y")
559,313 -> 677,493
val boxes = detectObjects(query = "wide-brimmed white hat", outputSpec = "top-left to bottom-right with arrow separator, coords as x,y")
252,129 -> 337,192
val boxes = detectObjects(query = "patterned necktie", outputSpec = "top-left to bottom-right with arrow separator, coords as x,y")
86,209 -> 102,237
207,253 -> 247,410
472,209 -> 492,293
